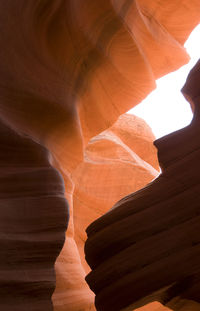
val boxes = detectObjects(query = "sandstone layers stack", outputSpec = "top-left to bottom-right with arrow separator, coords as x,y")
53,114 -> 159,311
73,114 -> 159,272
0,119 -> 68,311
85,95 -> 200,309
0,1 -> 200,311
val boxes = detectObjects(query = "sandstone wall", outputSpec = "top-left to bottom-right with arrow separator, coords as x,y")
0,1 -> 199,310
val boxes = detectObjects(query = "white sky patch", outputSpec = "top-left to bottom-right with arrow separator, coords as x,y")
129,24 -> 200,139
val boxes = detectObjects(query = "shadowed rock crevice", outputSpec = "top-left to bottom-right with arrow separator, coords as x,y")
0,119 -> 68,311
0,1 -> 200,310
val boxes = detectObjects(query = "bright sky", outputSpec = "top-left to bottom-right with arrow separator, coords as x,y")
129,24 -> 200,139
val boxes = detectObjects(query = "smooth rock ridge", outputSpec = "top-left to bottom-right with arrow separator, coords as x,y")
85,74 -> 200,310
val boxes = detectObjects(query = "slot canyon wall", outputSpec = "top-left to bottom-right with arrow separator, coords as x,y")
85,95 -> 200,311
53,113 -> 159,311
0,1 -> 200,311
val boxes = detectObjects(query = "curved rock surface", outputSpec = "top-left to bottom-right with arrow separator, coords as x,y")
53,113 -> 159,310
0,1 -> 199,311
85,63 -> 200,311
73,114 -> 159,273
0,119 -> 68,311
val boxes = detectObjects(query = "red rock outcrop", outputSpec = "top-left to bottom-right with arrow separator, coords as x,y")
0,119 -> 68,311
73,114 -> 159,273
85,63 -> 200,311
0,1 -> 200,311
52,114 -> 159,311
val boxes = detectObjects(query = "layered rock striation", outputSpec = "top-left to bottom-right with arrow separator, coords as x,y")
0,1 -> 200,310
73,114 -> 159,272
0,119 -> 68,311
53,113 -> 159,311
85,98 -> 200,309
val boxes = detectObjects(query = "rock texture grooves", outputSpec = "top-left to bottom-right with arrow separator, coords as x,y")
85,94 -> 200,310
0,119 -> 68,311
52,113 -> 158,311
0,1 -> 200,310
73,114 -> 159,273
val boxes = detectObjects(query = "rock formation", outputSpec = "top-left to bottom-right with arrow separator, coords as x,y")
73,114 -> 159,272
53,113 -> 159,311
0,1 -> 200,311
85,63 -> 200,311
0,119 -> 68,311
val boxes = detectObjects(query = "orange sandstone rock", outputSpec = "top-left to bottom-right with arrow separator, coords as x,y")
0,1 -> 199,311
73,114 -> 159,273
109,114 -> 160,171
53,113 -> 159,310
0,119 -> 68,311
85,64 -> 200,311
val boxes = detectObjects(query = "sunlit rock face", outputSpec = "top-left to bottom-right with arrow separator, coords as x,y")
0,0 -> 200,311
85,95 -> 200,310
73,114 -> 159,273
109,114 -> 160,171
52,113 -> 159,310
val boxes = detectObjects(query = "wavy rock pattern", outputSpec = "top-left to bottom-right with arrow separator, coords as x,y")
0,119 -> 68,311
0,1 -> 200,310
53,114 -> 159,311
73,114 -> 159,272
85,93 -> 200,311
